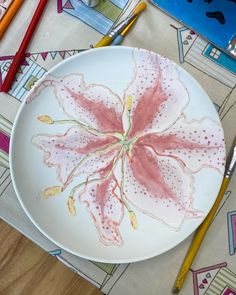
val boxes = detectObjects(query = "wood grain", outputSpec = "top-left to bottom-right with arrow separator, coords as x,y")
0,219 -> 103,295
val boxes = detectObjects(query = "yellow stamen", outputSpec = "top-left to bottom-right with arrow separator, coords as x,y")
129,211 -> 138,230
67,196 -> 76,216
37,115 -> 54,124
126,95 -> 133,111
43,186 -> 62,198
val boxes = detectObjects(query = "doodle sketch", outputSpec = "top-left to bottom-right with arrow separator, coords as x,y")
150,0 -> 236,53
175,27 -> 236,87
0,115 -> 10,167
0,115 -> 11,196
0,50 -> 84,102
49,248 -> 129,290
173,26 -> 236,121
192,262 -> 236,295
0,165 -> 10,198
57,0 -> 129,34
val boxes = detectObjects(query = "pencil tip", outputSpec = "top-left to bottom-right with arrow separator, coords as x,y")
172,287 -> 180,294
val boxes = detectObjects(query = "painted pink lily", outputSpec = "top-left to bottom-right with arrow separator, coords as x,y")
27,48 -> 225,246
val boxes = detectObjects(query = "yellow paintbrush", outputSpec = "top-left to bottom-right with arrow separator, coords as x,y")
111,16 -> 138,45
94,2 -> 147,48
172,136 -> 236,294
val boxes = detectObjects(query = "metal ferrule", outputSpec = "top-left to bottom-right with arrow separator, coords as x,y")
108,15 -> 136,39
225,142 -> 236,178
227,35 -> 236,59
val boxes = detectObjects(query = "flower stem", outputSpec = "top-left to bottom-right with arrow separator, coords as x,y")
119,152 -> 131,211
124,110 -> 132,140
118,152 -> 138,229
52,119 -> 124,140
63,141 -> 121,190
70,144 -> 125,196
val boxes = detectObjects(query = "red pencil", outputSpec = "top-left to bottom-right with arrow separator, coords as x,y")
1,0 -> 49,93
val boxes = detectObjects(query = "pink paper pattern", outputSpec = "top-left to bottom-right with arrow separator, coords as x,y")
28,48 -> 225,246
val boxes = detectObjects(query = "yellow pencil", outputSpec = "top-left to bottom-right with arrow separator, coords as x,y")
0,0 -> 24,39
94,1 -> 147,48
172,137 -> 236,294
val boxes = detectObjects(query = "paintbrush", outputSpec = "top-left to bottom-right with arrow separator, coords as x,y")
172,136 -> 236,294
111,16 -> 138,45
94,2 -> 147,48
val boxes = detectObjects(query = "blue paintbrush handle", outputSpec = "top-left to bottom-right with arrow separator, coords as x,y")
111,34 -> 124,45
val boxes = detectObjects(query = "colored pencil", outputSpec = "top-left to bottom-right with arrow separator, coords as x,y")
1,0 -> 49,93
172,137 -> 236,294
94,2 -> 146,48
0,0 -> 23,39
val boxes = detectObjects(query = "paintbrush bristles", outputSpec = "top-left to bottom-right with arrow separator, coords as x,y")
133,2 -> 147,16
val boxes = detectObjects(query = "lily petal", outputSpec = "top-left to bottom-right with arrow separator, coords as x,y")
27,74 -> 124,133
138,118 -> 225,174
124,145 -> 203,229
124,48 -> 189,137
75,173 -> 124,246
32,127 -> 120,186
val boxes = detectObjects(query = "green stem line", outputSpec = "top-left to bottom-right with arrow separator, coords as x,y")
52,119 -> 124,140
70,144 -> 125,196
124,110 -> 132,140
63,141 -> 121,189
119,152 -> 131,211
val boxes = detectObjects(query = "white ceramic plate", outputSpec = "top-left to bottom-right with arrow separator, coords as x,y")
10,47 -> 225,263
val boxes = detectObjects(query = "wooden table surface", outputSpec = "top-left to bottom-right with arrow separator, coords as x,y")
0,219 -> 103,295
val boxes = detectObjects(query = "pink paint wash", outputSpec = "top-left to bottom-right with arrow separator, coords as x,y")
27,48 -> 225,246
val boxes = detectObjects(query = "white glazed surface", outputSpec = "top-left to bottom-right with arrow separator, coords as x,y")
10,47 -> 225,263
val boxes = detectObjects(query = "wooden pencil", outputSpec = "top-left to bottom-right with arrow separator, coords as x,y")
172,137 -> 236,294
0,0 -> 24,39
1,0 -> 49,93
